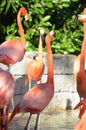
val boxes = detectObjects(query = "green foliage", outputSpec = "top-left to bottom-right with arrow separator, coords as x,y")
0,0 -> 86,54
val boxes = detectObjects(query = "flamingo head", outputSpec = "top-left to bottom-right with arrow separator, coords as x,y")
45,30 -> 54,44
19,7 -> 28,21
50,30 -> 55,37
78,8 -> 86,22
40,27 -> 44,35
39,27 -> 45,40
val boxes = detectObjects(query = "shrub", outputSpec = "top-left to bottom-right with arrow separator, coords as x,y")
0,0 -> 86,55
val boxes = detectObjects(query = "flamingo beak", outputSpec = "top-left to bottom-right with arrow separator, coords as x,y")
25,14 -> 28,21
74,14 -> 86,22
74,15 -> 78,21
50,30 -> 55,36
33,55 -> 45,60
78,14 -> 86,20
41,33 -> 45,41
40,27 -> 45,41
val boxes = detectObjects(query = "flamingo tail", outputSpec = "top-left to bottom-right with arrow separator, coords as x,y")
9,104 -> 20,123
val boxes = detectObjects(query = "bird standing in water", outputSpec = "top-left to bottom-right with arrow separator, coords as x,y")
74,8 -> 86,118
0,69 -> 15,130
25,27 -> 44,88
0,7 -> 28,69
9,30 -> 54,130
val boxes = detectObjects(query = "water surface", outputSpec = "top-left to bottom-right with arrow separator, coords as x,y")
9,110 -> 79,130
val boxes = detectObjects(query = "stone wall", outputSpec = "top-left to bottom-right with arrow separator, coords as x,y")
0,52 -> 79,111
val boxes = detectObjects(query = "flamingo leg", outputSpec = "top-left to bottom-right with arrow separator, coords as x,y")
24,113 -> 32,130
0,111 -> 1,130
34,114 -> 40,130
7,67 -> 14,111
29,81 -> 32,90
4,105 -> 9,130
11,98 -> 14,110
28,82 -> 32,119
0,108 -> 3,130
80,97 -> 83,110
2,107 -> 6,130
7,66 -> 10,73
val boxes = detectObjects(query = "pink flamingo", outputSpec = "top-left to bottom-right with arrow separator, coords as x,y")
0,69 -> 15,130
0,7 -> 28,69
9,30 -> 54,130
25,28 -> 44,87
74,8 -> 86,118
74,8 -> 86,80
0,7 -> 27,110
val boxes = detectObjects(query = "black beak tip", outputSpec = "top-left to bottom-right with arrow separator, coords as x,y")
74,15 -> 78,22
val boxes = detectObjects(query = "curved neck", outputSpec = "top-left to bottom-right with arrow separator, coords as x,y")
84,22 -> 86,38
46,35 -> 54,84
38,33 -> 43,63
80,38 -> 86,72
17,11 -> 26,49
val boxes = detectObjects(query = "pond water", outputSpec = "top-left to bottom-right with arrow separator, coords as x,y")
9,109 -> 79,130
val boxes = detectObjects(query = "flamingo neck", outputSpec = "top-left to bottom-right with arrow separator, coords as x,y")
83,8 -> 86,38
38,28 -> 44,63
80,38 -> 86,72
46,36 -> 54,85
38,33 -> 43,63
17,11 -> 26,49
84,22 -> 86,38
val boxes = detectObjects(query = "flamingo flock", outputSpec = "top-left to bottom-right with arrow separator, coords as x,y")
9,30 -> 54,130
0,5 -> 86,130
0,6 -> 55,130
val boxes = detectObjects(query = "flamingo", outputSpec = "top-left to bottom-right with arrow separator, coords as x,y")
9,30 -> 54,130
74,8 -> 86,118
0,7 -> 28,69
0,7 -> 27,110
25,27 -> 44,87
74,8 -> 86,80
0,69 -> 15,130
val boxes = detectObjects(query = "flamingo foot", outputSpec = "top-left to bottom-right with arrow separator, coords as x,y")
24,126 -> 28,130
2,123 -> 5,129
34,126 -> 38,130
24,126 -> 31,130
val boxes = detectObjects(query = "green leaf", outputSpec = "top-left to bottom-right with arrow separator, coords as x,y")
5,1 -> 11,13
62,2 -> 69,7
72,0 -> 78,2
45,2 -> 53,8
41,15 -> 51,22
0,0 -> 6,12
40,22 -> 52,27
61,0 -> 70,2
